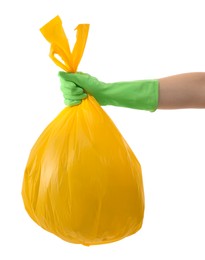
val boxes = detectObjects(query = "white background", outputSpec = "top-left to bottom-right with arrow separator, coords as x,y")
1,0 -> 205,259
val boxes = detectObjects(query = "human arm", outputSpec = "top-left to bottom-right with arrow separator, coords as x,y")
158,72 -> 205,109
59,71 -> 205,111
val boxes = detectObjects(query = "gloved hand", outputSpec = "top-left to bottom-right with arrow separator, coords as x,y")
58,71 -> 159,112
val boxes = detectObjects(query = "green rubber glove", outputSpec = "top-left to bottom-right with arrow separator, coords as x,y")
58,71 -> 159,112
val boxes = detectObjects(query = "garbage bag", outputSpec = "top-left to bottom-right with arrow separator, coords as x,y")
22,16 -> 145,246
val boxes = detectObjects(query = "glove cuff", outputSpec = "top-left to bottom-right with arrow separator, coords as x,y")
104,79 -> 159,112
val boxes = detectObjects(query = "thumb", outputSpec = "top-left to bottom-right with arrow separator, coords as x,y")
58,71 -> 90,88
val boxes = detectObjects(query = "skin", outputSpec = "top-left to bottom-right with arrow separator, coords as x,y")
158,72 -> 205,109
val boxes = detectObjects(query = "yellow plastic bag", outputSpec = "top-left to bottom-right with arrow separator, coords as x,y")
22,16 -> 145,246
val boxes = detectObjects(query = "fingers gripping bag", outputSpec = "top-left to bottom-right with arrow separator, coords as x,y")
22,16 -> 145,246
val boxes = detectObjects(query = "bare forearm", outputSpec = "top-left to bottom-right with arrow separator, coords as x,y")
158,72 -> 205,109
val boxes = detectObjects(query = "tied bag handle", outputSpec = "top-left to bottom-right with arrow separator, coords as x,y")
40,15 -> 89,73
